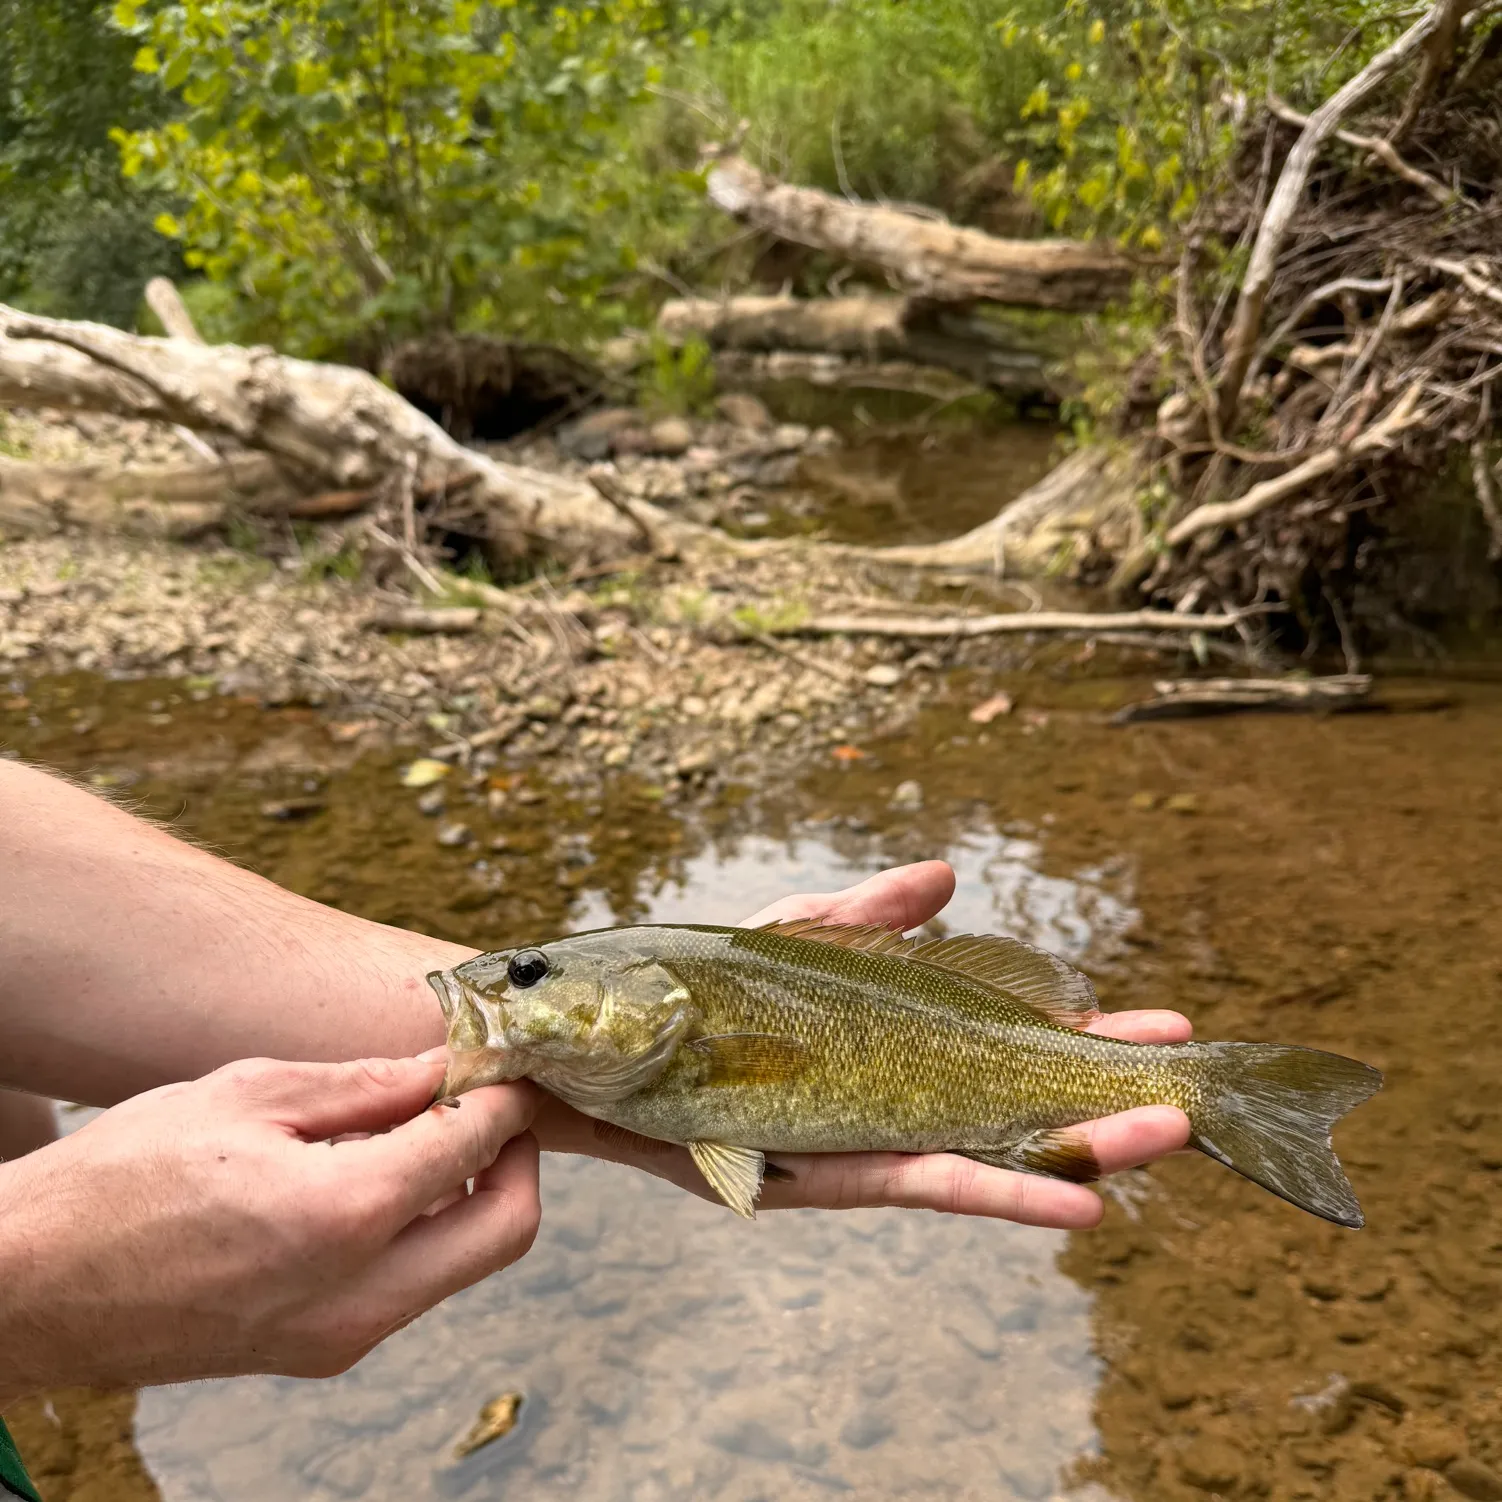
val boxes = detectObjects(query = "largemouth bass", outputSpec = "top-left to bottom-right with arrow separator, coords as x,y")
428,920 -> 1382,1226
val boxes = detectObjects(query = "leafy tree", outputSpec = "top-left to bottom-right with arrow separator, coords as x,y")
111,0 -> 689,357
0,0 -> 180,324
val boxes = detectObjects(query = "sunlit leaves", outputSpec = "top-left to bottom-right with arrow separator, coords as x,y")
111,0 -> 674,355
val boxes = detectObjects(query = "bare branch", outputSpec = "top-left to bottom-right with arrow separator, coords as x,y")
1216,1 -> 1464,434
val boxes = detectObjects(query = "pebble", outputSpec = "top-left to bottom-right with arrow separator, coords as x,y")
715,392 -> 773,430
1398,1416 -> 1466,1470
680,695 -> 707,717
1446,1457 -> 1502,1501
863,663 -> 902,688
1176,1436 -> 1244,1493
1165,791 -> 1200,814
436,821 -> 471,848
416,788 -> 446,817
1129,792 -> 1159,811
646,417 -> 694,456
889,779 -> 924,811
259,797 -> 324,821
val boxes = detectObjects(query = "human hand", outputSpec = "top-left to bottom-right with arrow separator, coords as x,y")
0,1055 -> 539,1404
533,860 -> 1192,1228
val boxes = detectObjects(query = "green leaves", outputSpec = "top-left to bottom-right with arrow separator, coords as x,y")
110,0 -> 676,355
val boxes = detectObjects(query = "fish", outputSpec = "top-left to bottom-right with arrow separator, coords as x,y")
428,919 -> 1383,1226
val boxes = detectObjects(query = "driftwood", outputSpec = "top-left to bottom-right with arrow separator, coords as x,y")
1112,675 -> 1373,723
657,295 -> 1064,398
782,607 -> 1245,641
0,451 -> 294,537
0,302 -> 660,563
704,155 -> 1141,312
711,352 -> 983,401
362,606 -> 482,635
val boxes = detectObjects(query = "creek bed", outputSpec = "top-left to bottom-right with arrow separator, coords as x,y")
3,670 -> 1499,1502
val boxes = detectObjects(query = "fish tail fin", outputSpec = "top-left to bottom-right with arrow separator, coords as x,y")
1187,1042 -> 1382,1228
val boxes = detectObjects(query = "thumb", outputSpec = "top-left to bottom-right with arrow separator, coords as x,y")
212,1054 -> 448,1140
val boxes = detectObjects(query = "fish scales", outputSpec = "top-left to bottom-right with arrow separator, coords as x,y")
429,920 -> 1382,1226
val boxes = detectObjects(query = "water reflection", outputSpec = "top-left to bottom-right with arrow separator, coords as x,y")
134,816 -> 1133,1502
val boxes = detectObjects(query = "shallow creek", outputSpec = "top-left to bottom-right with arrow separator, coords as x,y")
3,665 -> 1499,1502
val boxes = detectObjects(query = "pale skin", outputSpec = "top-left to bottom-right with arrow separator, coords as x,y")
0,758 -> 1191,1405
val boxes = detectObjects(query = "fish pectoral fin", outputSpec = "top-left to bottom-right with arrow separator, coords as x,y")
957,1128 -> 1102,1185
688,1140 -> 766,1218
686,1032 -> 808,1086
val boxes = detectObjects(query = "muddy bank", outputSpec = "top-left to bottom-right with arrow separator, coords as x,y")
4,1389 -> 159,1502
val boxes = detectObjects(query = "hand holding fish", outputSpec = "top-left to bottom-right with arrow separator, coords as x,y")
509,861 -> 1202,1230
0,1053 -> 540,1403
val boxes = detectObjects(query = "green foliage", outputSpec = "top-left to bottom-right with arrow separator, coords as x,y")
642,334 -> 716,416
700,0 -> 1048,212
110,0 -> 687,356
0,0 -> 181,322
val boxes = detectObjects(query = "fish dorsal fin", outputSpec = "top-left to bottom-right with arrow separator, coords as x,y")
756,918 -> 911,953
758,918 -> 1099,1030
901,933 -> 1100,1028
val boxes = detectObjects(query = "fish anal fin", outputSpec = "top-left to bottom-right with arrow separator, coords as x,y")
688,1140 -> 765,1218
688,1032 -> 809,1086
592,1120 -> 678,1157
958,1128 -> 1102,1184
755,919 -> 909,954
905,934 -> 1101,1029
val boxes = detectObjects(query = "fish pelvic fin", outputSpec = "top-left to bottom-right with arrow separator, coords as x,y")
957,1128 -> 1102,1184
688,1140 -> 766,1219
1188,1042 -> 1383,1228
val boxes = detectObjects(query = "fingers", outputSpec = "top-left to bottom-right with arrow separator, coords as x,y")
311,1129 -> 541,1358
1085,1010 -> 1194,1044
1071,1104 -> 1190,1173
340,1080 -> 541,1226
209,1055 -> 448,1141
741,860 -> 956,932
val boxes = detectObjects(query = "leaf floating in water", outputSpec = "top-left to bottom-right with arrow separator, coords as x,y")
401,757 -> 451,789
454,1392 -> 524,1459
830,744 -> 867,763
968,691 -> 1013,724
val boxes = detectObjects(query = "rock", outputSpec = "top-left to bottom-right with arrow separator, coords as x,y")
1399,1416 -> 1466,1471
646,417 -> 694,456
259,797 -> 324,821
890,779 -> 924,811
676,748 -> 713,778
716,392 -> 774,431
1177,1436 -> 1244,1493
838,1407 -> 894,1451
417,788 -> 447,817
1448,1460 -> 1502,1502
680,695 -> 707,718
560,407 -> 638,461
771,422 -> 811,450
863,663 -> 902,688
603,744 -> 631,768
1165,791 -> 1200,814
513,786 -> 544,806
525,694 -> 562,721
436,821 -> 471,848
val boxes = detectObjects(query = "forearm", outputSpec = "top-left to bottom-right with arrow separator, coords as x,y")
0,759 -> 475,1105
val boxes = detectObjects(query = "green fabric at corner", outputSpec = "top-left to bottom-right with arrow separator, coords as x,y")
0,1419 -> 42,1502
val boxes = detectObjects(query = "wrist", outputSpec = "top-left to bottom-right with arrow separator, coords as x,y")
0,1161 -> 54,1408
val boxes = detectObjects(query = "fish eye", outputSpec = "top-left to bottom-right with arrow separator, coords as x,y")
507,949 -> 550,989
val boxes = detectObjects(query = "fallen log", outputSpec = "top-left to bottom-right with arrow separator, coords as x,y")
781,607 -> 1245,640
657,295 -> 1065,397
362,605 -> 482,635
1111,674 -> 1373,723
0,452 -> 295,538
0,302 -> 660,564
704,155 -> 1142,312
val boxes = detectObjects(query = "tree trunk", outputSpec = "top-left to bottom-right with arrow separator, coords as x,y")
657,294 -> 1066,397
0,453 -> 290,538
0,303 -> 653,562
704,155 -> 1142,312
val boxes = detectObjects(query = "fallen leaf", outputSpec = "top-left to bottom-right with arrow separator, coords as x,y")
454,1393 -> 523,1460
830,744 -> 867,762
968,692 -> 1013,724
1,696 -> 29,712
328,718 -> 378,742
401,758 -> 452,789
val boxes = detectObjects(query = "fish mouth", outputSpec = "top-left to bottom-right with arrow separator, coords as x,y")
425,968 -> 526,1100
